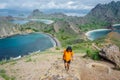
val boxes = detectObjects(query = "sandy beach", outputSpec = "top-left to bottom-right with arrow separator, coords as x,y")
85,29 -> 112,40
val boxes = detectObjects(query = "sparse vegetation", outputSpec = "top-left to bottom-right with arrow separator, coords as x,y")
0,59 -> 18,65
25,56 -> 32,62
78,22 -> 108,32
0,59 -> 8,65
86,49 -> 100,60
10,61 -> 17,65
0,69 -> 15,80
0,1 -> 120,80
55,47 -> 60,50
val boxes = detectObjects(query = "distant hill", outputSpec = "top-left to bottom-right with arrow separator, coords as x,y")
85,1 -> 120,24
28,9 -> 66,19
0,1 -> 120,40
29,9 -> 44,17
29,1 -> 120,31
41,9 -> 89,16
0,9 -> 31,17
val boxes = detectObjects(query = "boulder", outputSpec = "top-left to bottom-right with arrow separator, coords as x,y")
99,44 -> 120,68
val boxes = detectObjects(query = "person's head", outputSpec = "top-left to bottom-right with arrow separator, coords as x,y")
66,46 -> 72,52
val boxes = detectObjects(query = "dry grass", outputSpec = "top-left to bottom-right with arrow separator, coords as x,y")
0,48 -> 120,80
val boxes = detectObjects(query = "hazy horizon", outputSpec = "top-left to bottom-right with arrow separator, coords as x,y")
0,0 -> 120,16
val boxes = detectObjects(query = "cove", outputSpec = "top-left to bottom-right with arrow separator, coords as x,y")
85,24 -> 120,40
85,29 -> 112,40
10,19 -> 54,25
0,33 -> 55,60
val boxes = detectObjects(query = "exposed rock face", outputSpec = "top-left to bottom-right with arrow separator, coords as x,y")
0,21 -> 20,38
53,20 -> 76,34
99,44 -> 120,68
85,1 -> 120,24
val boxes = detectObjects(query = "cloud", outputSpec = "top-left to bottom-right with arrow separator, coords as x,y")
0,0 -> 119,10
0,3 -> 7,9
65,12 -> 86,16
36,1 -> 94,10
67,1 -> 75,5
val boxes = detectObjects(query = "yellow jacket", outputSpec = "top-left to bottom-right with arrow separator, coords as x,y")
63,50 -> 74,61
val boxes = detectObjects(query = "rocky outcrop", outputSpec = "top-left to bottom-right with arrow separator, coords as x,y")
99,44 -> 120,68
0,21 -> 20,38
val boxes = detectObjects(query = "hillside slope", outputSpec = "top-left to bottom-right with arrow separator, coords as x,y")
0,48 -> 120,80
1,1 -> 120,38
85,1 -> 120,24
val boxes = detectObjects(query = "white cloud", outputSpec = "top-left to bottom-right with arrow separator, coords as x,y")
0,0 -> 119,10
36,1 -> 94,10
65,12 -> 86,16
67,1 -> 75,5
0,3 -> 7,9
21,2 -> 40,8
80,4 -> 94,10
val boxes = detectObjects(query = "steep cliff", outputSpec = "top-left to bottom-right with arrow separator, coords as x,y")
0,19 -> 20,38
85,1 -> 120,24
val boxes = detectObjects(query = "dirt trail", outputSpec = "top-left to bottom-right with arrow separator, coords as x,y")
40,53 -> 120,80
0,50 -> 120,80
41,55 -> 81,80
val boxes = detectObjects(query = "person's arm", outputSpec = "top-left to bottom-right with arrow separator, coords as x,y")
63,53 -> 65,60
71,52 -> 74,61
63,50 -> 65,60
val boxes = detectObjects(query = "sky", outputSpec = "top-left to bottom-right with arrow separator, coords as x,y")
0,0 -> 120,16
0,0 -> 120,10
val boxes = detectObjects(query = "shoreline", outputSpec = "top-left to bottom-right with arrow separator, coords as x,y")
0,33 -> 19,39
45,33 -> 61,47
0,31 -> 32,39
85,29 -> 111,36
0,31 -> 61,61
0,31 -> 61,47
85,29 -> 112,40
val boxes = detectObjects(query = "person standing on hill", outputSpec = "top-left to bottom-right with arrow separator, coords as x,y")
63,46 -> 74,71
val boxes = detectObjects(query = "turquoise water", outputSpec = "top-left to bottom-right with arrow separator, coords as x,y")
11,20 -> 29,25
30,19 -> 54,24
10,19 -> 54,25
85,29 -> 112,40
0,33 -> 54,60
86,29 -> 120,40
86,24 -> 120,40
113,24 -> 120,33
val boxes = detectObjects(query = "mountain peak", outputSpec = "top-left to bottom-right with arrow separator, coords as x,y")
32,9 -> 43,14
86,1 -> 120,24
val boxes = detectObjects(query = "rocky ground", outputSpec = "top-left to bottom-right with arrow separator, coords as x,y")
0,48 -> 120,80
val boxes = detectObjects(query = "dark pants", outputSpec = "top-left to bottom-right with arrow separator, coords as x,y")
64,60 -> 71,64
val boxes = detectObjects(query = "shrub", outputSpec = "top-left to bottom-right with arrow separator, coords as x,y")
0,69 -> 14,80
25,57 -> 32,62
0,59 -> 8,65
0,69 -> 6,73
86,49 -> 100,60
55,47 -> 60,50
